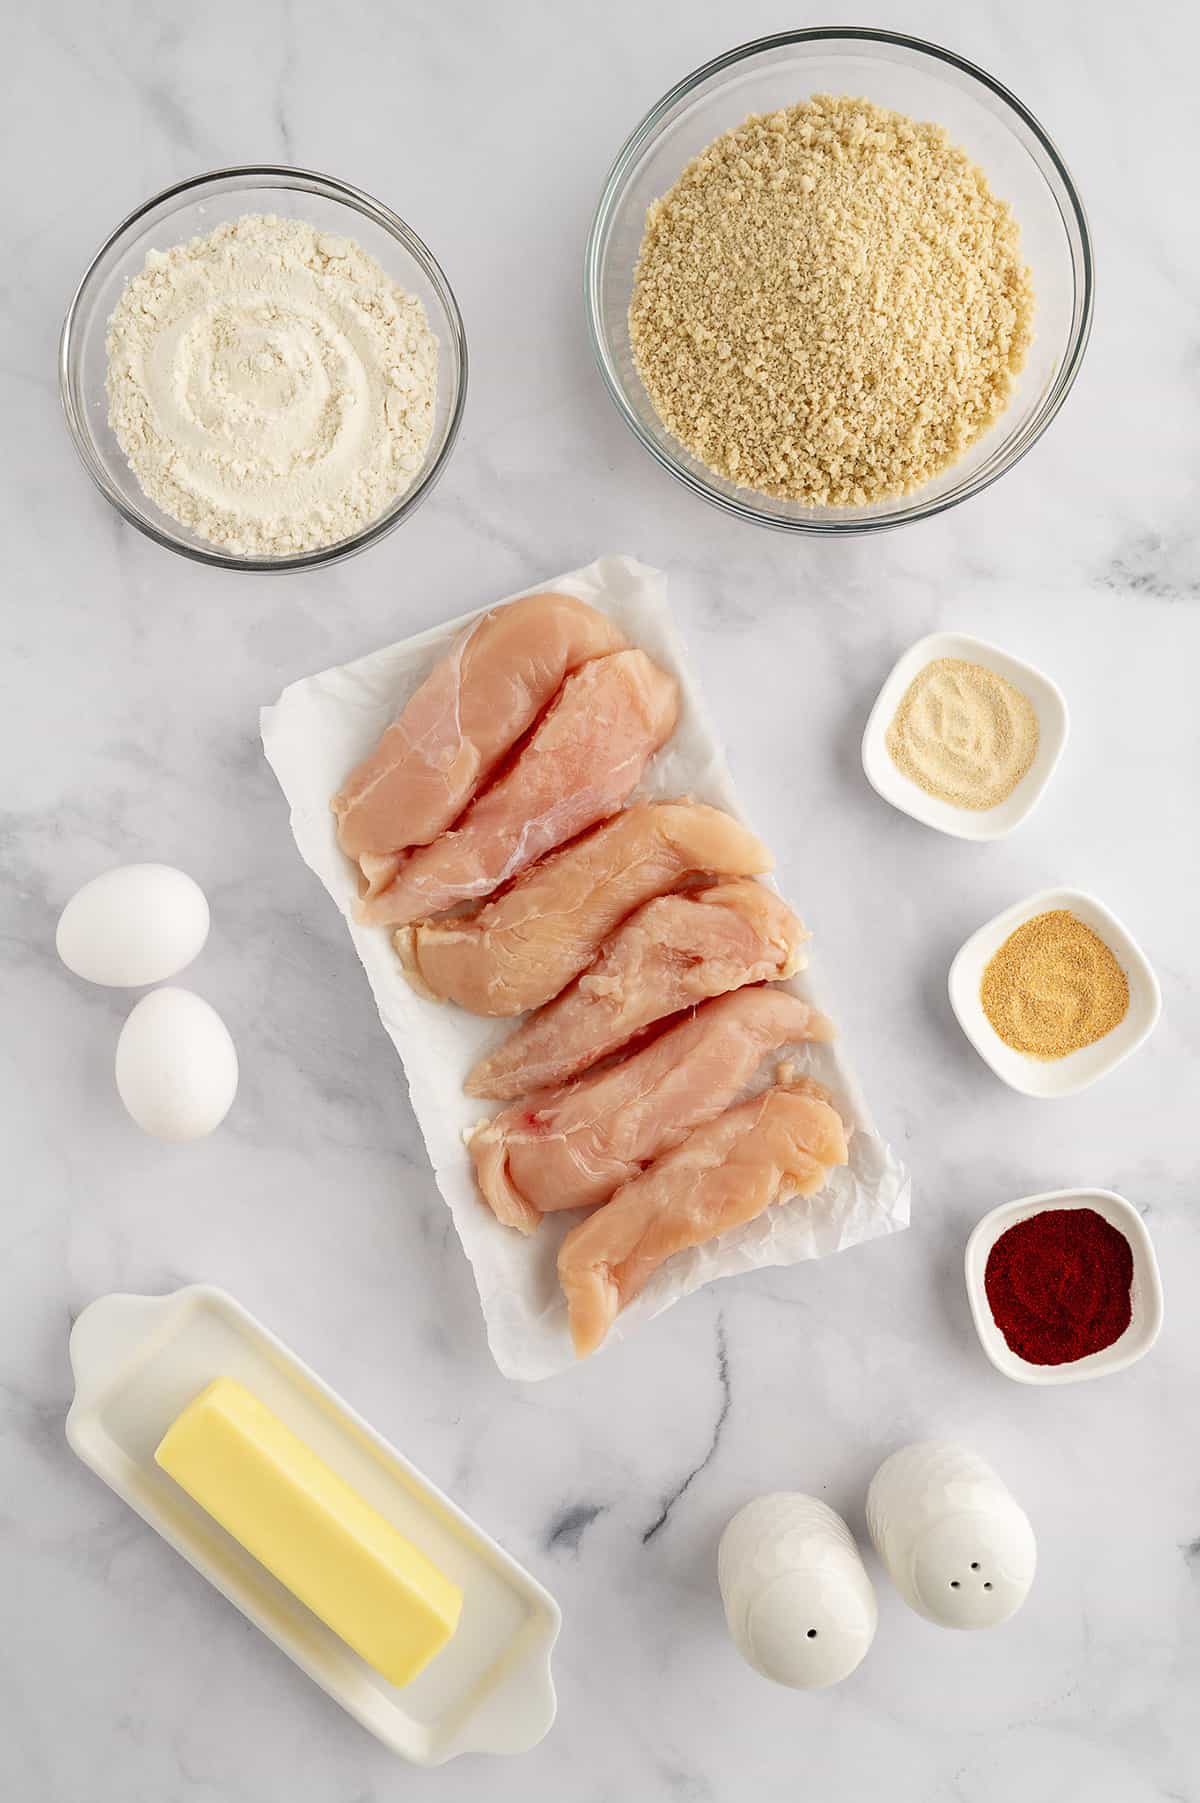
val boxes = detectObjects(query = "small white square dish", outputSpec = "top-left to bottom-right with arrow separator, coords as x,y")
861,632 -> 1068,840
965,1189 -> 1164,1385
948,887 -> 1161,1097
65,1286 -> 560,1765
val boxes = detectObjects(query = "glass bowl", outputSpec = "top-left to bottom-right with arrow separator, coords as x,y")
60,165 -> 468,572
585,28 -> 1094,535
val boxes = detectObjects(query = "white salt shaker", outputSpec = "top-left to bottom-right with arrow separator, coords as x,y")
719,1494 -> 878,1689
866,1441 -> 1036,1629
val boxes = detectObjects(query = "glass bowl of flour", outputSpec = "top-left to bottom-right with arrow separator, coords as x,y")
60,166 -> 467,571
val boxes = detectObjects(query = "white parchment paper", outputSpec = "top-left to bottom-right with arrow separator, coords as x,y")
261,556 -> 910,1379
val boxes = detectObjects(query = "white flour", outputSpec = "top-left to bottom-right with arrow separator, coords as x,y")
106,215 -> 438,557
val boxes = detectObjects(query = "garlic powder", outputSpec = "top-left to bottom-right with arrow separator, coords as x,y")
886,657 -> 1039,810
106,215 -> 438,557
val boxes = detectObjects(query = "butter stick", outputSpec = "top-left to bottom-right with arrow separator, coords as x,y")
155,1377 -> 462,1687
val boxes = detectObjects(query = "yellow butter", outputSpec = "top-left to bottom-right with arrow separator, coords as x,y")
155,1377 -> 462,1687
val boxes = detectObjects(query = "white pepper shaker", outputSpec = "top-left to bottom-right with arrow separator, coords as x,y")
719,1494 -> 878,1689
866,1441 -> 1036,1629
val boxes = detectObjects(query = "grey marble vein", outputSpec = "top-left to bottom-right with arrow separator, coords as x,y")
545,1502 -> 607,1555
273,0 -> 296,160
643,1318 -> 730,1544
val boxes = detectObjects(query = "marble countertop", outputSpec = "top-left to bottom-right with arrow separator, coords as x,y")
4,1 -> 1199,1798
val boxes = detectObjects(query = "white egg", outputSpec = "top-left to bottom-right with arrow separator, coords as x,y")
56,863 -> 210,988
115,988 -> 238,1141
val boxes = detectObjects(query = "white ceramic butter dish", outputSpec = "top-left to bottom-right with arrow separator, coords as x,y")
964,1188 -> 1164,1385
65,1285 -> 560,1765
948,886 -> 1161,1097
861,632 -> 1068,840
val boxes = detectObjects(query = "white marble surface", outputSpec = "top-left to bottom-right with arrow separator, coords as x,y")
4,1 -> 1199,1797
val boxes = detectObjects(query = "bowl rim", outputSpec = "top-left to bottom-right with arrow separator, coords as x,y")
860,629 -> 1070,841
59,162 -> 469,573
947,885 -> 1163,1097
963,1187 -> 1164,1385
584,25 -> 1096,535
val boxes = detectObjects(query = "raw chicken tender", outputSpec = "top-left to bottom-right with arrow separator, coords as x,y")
472,988 -> 834,1232
331,591 -> 626,867
396,801 -> 772,1016
465,879 -> 808,1101
559,1081 -> 849,1358
358,650 -> 679,928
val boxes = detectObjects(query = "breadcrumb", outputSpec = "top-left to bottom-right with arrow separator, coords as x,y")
629,95 -> 1036,507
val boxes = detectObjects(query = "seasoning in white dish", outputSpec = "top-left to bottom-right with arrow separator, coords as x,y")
885,656 -> 1038,809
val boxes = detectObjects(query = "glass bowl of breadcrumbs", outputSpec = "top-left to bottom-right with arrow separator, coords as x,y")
586,28 -> 1093,534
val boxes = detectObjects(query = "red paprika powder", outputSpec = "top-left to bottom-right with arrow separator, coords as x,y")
984,1207 -> 1133,1366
